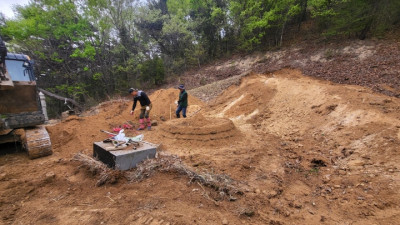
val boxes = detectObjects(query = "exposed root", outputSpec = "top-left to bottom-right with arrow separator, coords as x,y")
72,153 -> 120,186
125,152 -> 243,200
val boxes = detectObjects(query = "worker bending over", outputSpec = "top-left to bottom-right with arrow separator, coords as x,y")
129,88 -> 152,130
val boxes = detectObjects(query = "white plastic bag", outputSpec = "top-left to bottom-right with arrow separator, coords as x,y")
114,130 -> 144,143
128,134 -> 144,142
114,129 -> 127,142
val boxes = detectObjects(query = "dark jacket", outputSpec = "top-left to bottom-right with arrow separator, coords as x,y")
178,90 -> 188,108
132,91 -> 151,110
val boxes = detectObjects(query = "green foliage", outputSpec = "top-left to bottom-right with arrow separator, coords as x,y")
2,0 -> 96,75
138,57 -> 165,86
162,15 -> 193,53
92,72 -> 103,81
309,0 -> 400,39
55,83 -> 88,99
229,0 -> 302,49
167,0 -> 191,17
71,43 -> 96,61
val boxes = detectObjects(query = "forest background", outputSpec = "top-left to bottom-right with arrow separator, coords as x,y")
0,0 -> 399,117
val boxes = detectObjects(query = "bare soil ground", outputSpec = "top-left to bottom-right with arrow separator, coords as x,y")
1,40 -> 400,225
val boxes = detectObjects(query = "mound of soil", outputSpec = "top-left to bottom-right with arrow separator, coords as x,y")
159,113 -> 240,142
46,100 -> 138,158
209,73 -> 276,120
149,88 -> 205,121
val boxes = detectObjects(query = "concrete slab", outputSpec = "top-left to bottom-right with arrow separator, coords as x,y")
93,141 -> 157,170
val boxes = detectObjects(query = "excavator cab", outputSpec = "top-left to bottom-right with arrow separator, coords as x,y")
0,53 -> 45,128
0,53 -> 52,159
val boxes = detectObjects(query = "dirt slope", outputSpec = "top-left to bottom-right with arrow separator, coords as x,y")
206,69 -> 400,224
1,68 -> 400,223
185,40 -> 400,100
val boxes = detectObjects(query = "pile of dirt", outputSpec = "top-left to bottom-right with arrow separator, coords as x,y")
148,88 -> 205,121
159,113 -> 241,143
46,100 -> 137,158
208,73 -> 276,121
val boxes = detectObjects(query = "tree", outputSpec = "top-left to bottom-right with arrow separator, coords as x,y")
135,1 -> 194,74
308,0 -> 400,39
229,0 -> 302,49
138,56 -> 165,86
2,0 -> 95,104
83,0 -> 145,94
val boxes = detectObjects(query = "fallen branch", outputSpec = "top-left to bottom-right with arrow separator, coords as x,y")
38,88 -> 83,111
125,152 -> 243,200
72,152 -> 244,199
72,153 -> 119,186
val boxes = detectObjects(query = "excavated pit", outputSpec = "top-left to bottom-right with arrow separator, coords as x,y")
160,113 -> 241,142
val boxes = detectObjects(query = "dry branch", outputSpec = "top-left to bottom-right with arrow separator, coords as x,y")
72,152 -> 243,199
125,152 -> 243,199
39,88 -> 83,111
72,153 -> 119,186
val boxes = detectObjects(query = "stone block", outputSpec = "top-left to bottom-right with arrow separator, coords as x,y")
93,141 -> 156,170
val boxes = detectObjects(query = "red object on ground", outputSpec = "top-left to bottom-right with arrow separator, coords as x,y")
113,127 -> 122,132
123,124 -> 132,129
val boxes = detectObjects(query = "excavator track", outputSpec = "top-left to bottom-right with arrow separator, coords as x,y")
24,126 -> 52,159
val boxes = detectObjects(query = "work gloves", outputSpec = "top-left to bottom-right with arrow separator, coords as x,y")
130,106 -> 149,115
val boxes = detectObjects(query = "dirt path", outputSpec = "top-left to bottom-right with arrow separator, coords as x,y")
1,69 -> 400,224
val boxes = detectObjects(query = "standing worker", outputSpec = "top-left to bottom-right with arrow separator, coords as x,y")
176,84 -> 188,118
129,88 -> 152,130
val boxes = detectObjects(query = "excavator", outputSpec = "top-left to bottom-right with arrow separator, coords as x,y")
0,37 -> 52,159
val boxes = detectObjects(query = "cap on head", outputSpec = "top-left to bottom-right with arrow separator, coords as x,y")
178,84 -> 185,90
128,88 -> 137,94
